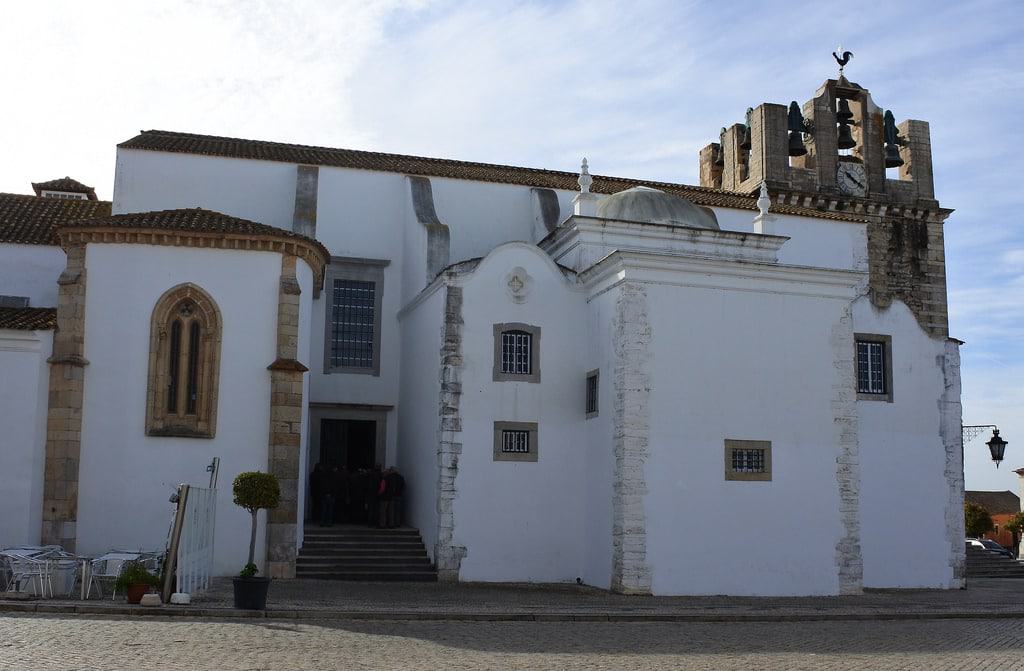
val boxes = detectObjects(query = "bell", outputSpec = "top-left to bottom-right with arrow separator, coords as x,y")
836,97 -> 853,122
788,130 -> 807,156
884,142 -> 904,168
837,122 -> 856,149
739,125 -> 752,151
713,144 -> 725,168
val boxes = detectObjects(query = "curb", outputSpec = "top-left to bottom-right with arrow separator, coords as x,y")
3,602 -> 1024,623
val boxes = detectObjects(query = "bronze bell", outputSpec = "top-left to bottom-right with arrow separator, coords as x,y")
739,108 -> 753,150
836,97 -> 853,122
884,143 -> 904,168
788,131 -> 807,157
837,122 -> 856,149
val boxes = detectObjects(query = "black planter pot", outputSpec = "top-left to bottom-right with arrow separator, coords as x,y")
232,576 -> 271,610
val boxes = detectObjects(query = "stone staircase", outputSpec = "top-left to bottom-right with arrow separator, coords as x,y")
966,544 -> 1024,579
296,525 -> 437,582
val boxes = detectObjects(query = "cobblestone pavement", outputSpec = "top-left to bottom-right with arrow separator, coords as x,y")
3,614 -> 1024,670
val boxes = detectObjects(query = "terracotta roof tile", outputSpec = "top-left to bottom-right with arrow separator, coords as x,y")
31,177 -> 98,200
965,490 -> 1021,516
0,307 -> 57,330
118,130 -> 868,223
0,193 -> 112,245
61,207 -> 329,259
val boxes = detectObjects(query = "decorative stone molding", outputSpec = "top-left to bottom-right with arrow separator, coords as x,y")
57,228 -> 327,293
41,243 -> 88,551
435,284 -> 467,579
940,339 -> 965,587
266,254 -> 308,579
145,283 -> 222,439
504,267 -> 533,304
831,306 -> 863,594
610,281 -> 652,594
408,176 -> 451,285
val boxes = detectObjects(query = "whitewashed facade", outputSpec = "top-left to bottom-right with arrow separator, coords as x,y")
0,75 -> 964,595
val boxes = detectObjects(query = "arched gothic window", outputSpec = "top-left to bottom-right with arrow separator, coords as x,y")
146,283 -> 222,438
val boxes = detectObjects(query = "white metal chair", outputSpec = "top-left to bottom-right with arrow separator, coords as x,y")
2,549 -> 57,597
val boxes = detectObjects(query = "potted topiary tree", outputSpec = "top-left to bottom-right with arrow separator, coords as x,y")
232,471 -> 281,610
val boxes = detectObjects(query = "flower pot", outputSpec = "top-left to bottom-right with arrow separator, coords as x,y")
232,576 -> 271,610
125,584 -> 151,604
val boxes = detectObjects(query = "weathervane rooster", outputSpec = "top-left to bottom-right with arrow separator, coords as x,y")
832,45 -> 853,77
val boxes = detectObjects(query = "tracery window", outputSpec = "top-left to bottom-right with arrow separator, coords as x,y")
146,283 -> 222,438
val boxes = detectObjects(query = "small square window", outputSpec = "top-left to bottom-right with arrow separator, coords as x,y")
724,439 -> 772,481
492,323 -> 541,383
585,369 -> 599,418
493,421 -> 538,462
855,333 -> 893,402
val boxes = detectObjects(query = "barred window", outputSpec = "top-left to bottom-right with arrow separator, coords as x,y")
856,340 -> 885,394
502,430 -> 530,453
330,279 -> 375,369
855,334 -> 892,401
501,330 -> 532,375
492,323 -> 540,383
585,370 -> 599,417
724,439 -> 771,481
323,258 -> 387,376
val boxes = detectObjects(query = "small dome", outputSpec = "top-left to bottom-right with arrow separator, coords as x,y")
596,186 -> 719,230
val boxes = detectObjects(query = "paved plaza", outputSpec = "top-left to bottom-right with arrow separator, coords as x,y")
4,613 -> 1024,670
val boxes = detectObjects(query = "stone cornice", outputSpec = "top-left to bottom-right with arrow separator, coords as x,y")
57,227 -> 328,292
770,190 -> 953,224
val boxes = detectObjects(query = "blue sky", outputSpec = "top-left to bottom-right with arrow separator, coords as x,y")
2,0 -> 1021,491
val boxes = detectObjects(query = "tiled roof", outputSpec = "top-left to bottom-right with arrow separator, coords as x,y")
966,490 -> 1021,516
61,207 -> 330,259
0,307 -> 57,330
32,177 -> 98,200
0,193 -> 112,245
118,130 -> 868,223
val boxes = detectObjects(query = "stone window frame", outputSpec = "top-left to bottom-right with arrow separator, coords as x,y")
323,256 -> 389,377
493,421 -> 539,462
854,333 -> 893,403
492,323 -> 541,383
585,369 -> 599,419
146,283 -> 222,439
724,439 -> 772,482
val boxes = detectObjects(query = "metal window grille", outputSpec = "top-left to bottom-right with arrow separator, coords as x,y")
501,430 -> 530,453
330,279 -> 376,368
856,340 -> 886,394
586,373 -> 598,414
731,448 -> 765,473
501,330 -> 532,375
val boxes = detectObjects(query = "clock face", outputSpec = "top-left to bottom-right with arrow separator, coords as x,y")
837,162 -> 867,197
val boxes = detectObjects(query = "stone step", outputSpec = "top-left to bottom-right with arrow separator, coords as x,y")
304,528 -> 421,538
297,548 -> 429,558
297,556 -> 432,566
297,524 -> 437,582
294,570 -> 438,582
297,562 -> 433,572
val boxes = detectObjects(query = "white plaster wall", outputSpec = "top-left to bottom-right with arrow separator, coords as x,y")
77,244 -> 283,576
396,285 -> 444,560
854,297 -> 954,588
0,329 -> 51,548
113,150 -> 296,230
581,289 -> 616,589
452,244 -> 589,583
644,282 -> 850,596
0,244 -> 65,307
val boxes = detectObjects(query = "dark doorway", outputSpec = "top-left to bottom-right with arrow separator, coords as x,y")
320,419 -> 377,471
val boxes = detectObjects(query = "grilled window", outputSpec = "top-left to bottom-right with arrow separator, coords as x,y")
856,340 -> 886,395
586,370 -> 599,417
330,279 -> 376,369
724,439 -> 772,481
501,330 -> 532,375
502,430 -> 530,453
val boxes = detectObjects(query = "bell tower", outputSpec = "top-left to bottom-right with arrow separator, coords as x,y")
698,50 -> 951,338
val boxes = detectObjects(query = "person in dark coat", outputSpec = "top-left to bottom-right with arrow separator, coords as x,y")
366,465 -> 383,528
331,466 -> 350,524
383,468 -> 405,528
320,466 -> 338,527
349,469 -> 367,525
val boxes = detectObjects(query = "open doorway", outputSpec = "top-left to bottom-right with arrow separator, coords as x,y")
320,418 -> 377,471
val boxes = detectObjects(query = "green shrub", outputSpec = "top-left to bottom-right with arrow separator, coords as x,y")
232,471 -> 281,575
113,561 -> 160,591
965,502 -> 994,538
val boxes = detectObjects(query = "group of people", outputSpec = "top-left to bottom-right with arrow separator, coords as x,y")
309,464 -> 406,528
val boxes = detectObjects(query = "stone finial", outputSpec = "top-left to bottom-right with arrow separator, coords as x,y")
578,158 -> 593,194
756,181 -> 771,217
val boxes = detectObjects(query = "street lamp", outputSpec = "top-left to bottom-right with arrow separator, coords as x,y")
963,425 -> 1009,468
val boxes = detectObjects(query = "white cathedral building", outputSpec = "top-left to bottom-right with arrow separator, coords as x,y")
0,73 -> 964,596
